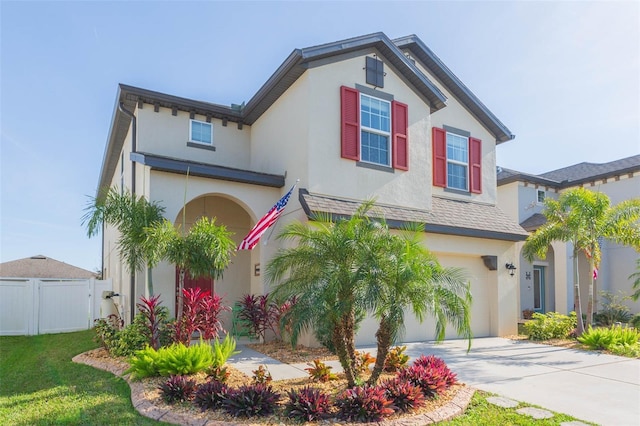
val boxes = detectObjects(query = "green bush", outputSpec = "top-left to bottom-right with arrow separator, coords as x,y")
630,313 -> 640,329
211,334 -> 240,369
593,291 -> 633,326
127,340 -> 219,380
578,325 -> 640,352
523,311 -> 577,340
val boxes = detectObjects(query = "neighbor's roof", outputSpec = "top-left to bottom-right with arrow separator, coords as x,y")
497,154 -> 640,188
99,32 -> 514,193
0,255 -> 96,279
298,189 -> 529,242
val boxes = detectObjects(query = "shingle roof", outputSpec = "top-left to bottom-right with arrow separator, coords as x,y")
539,155 -> 640,183
299,189 -> 528,242
0,255 -> 96,279
497,155 -> 640,188
520,213 -> 547,232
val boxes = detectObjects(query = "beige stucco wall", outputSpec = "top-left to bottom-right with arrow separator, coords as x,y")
136,106 -> 252,170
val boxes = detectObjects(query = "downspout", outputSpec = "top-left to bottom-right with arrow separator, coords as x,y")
118,102 -> 137,323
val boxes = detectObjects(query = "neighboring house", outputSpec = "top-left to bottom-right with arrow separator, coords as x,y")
497,155 -> 640,318
96,32 -> 529,345
0,255 -> 97,279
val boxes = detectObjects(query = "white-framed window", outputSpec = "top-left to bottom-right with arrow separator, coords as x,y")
360,93 -> 391,166
537,189 -> 545,203
446,132 -> 469,191
189,119 -> 213,145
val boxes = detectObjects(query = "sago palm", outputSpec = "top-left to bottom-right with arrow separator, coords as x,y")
523,188 -> 640,334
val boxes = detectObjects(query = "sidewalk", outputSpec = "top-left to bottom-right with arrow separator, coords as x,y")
228,338 -> 640,426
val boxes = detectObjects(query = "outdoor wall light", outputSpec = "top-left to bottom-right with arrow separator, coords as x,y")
505,262 -> 517,276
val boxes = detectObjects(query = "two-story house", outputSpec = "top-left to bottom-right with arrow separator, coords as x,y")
497,155 -> 640,318
97,32 -> 529,345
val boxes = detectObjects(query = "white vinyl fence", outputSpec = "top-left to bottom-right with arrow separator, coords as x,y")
0,278 -> 112,336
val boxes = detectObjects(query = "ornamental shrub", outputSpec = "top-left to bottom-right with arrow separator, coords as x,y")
381,377 -> 425,413
383,345 -> 409,372
194,380 -> 229,411
523,311 -> 577,340
222,384 -> 281,417
159,375 -> 197,404
578,325 -> 640,351
127,340 -> 216,379
335,385 -> 395,422
284,386 -> 331,422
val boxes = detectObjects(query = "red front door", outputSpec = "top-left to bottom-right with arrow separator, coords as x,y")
175,268 -> 213,312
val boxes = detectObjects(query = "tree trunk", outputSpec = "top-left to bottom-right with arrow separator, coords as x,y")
146,266 -> 154,296
586,261 -> 595,329
368,316 -> 392,386
333,322 -> 357,387
573,248 -> 585,335
177,269 -> 185,320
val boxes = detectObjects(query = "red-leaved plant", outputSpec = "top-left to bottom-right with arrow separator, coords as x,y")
137,294 -> 164,350
237,293 -> 297,341
173,288 -> 230,345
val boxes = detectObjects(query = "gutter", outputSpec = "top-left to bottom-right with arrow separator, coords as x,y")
117,102 -> 137,324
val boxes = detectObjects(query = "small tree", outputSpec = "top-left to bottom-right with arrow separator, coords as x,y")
82,187 -> 165,295
523,188 -> 640,334
145,216 -> 235,320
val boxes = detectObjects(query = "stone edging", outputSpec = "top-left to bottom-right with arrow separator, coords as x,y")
72,350 -> 475,425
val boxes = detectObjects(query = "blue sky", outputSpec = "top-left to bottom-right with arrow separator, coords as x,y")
1,1 -> 638,272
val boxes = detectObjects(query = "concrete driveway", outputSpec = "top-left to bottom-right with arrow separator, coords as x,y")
357,338 -> 639,426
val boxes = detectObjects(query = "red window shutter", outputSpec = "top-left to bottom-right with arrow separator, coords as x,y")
432,127 -> 446,187
341,86 -> 359,161
469,137 -> 482,194
392,100 -> 409,170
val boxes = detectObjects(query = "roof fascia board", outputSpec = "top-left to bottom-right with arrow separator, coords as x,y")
497,174 -> 560,187
130,152 -> 285,188
96,87 -> 129,197
394,35 -> 515,143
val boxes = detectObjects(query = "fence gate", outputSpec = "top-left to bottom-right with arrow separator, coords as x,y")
0,278 -> 112,336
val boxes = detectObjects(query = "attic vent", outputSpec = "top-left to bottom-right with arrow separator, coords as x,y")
365,56 -> 384,88
31,255 -> 46,260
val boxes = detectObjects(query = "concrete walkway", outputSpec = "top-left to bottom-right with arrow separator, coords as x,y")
229,338 -> 640,426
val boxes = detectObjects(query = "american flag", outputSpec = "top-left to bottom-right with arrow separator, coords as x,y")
237,183 -> 297,250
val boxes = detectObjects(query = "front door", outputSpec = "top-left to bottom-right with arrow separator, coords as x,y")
533,265 -> 545,313
175,268 -> 213,313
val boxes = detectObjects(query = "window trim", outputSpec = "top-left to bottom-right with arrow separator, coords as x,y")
537,189 -> 546,204
445,131 -> 469,191
189,119 -> 213,146
359,93 -> 391,167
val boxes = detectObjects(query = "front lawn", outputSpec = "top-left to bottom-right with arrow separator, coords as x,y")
0,329 -> 169,425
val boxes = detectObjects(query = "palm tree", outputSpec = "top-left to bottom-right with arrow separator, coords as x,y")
83,187 -> 165,295
630,259 -> 640,301
145,216 -> 236,320
523,188 -> 640,334
364,224 -> 472,385
266,202 -> 381,387
266,201 -> 473,387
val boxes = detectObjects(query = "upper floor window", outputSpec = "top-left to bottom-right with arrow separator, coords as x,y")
537,189 -> 545,203
340,86 -> 408,171
432,126 -> 482,194
189,119 -> 212,145
446,132 -> 469,191
360,94 -> 391,166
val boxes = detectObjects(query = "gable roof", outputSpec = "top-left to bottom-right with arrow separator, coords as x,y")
99,32 -> 514,193
497,154 -> 640,188
299,189 -> 528,242
394,35 -> 515,143
0,255 -> 96,279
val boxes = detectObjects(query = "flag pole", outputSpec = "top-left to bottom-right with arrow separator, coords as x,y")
263,179 -> 299,246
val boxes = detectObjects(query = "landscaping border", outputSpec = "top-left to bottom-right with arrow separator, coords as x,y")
73,349 -> 475,425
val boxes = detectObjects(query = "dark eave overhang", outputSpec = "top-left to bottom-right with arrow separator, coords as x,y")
242,32 -> 448,124
393,35 -> 515,144
130,152 -> 285,188
497,173 -> 560,188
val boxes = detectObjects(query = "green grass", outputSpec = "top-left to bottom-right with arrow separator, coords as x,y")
444,391 -> 596,425
0,330 -> 594,425
0,329 -> 169,425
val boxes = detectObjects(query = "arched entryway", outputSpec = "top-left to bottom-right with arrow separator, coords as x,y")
174,194 -> 253,332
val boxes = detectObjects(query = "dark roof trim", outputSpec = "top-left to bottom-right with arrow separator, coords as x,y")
298,189 -> 527,242
393,35 -> 515,143
130,152 -> 285,188
243,32 -> 448,123
497,170 -> 560,187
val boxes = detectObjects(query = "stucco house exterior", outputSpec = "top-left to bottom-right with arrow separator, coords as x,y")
497,155 -> 640,318
96,32 -> 529,345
